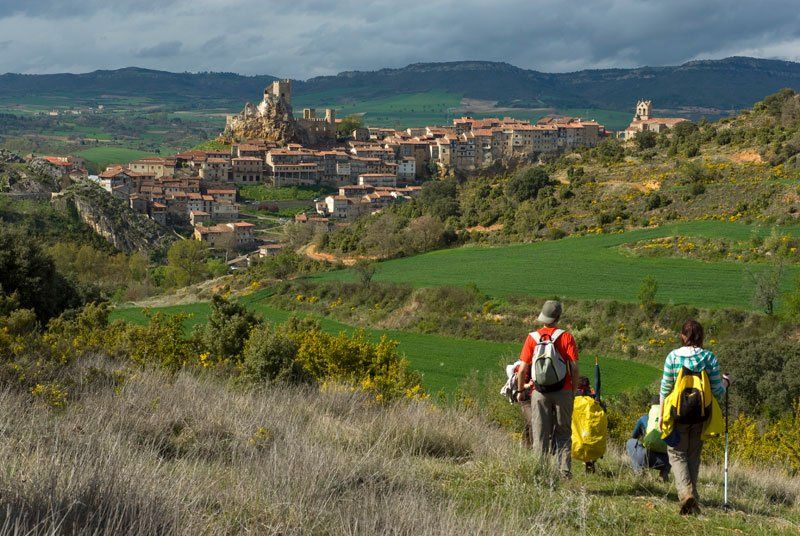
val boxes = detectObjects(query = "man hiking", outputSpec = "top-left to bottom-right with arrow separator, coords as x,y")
627,396 -> 671,482
660,319 -> 730,515
517,300 -> 579,478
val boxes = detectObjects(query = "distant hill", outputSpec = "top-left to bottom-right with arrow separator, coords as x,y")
2,57 -> 800,112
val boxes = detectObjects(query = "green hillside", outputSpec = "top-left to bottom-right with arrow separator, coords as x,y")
76,147 -> 158,169
318,221 -> 800,310
111,294 -> 659,395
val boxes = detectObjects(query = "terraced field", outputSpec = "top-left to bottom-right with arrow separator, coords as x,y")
111,293 -> 659,396
318,221 -> 800,310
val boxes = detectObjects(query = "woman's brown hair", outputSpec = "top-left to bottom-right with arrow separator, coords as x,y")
681,319 -> 704,348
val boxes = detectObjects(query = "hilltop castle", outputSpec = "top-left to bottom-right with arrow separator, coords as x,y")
224,80 -> 337,146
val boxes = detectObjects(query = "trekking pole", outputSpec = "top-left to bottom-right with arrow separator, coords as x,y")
723,383 -> 731,510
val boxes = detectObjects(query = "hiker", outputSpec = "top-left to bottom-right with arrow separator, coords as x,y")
517,300 -> 579,478
627,396 -> 671,482
501,360 -> 534,448
659,319 -> 730,515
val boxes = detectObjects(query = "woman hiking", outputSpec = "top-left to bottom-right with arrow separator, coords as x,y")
660,319 -> 730,515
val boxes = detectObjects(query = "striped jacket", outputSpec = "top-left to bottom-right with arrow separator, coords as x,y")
660,346 -> 725,404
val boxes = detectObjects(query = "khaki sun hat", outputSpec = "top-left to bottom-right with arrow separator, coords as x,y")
537,300 -> 562,324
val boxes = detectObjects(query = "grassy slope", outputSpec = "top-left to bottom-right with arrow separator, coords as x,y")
75,147 -> 158,169
3,364 -> 797,534
111,293 -> 659,396
318,221 -> 800,310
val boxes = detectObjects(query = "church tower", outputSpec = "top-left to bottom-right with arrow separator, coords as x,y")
635,100 -> 652,121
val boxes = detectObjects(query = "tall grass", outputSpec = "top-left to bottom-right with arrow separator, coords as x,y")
1,362 -> 797,534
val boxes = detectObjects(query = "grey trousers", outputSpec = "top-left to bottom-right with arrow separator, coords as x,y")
530,389 -> 574,475
667,422 -> 704,501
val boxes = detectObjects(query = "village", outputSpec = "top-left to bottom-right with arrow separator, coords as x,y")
29,80 -> 686,262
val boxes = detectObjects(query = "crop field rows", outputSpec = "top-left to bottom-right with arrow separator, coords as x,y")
319,221 -> 800,310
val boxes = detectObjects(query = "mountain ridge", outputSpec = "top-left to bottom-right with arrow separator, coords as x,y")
2,56 -> 800,111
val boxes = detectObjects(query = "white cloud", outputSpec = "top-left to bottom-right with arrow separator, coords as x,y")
0,0 -> 799,76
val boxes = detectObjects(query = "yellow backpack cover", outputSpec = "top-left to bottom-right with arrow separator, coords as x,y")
571,395 -> 608,462
661,367 -> 724,441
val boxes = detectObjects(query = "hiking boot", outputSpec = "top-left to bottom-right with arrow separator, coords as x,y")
658,467 -> 670,483
679,496 -> 698,516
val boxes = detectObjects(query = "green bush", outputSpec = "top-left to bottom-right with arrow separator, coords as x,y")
242,324 -> 306,384
196,295 -> 261,363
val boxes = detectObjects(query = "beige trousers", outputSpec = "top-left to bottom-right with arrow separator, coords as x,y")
521,399 -> 533,449
667,422 -> 704,502
530,389 -> 574,475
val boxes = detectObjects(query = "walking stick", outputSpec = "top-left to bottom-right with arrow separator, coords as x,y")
723,384 -> 731,510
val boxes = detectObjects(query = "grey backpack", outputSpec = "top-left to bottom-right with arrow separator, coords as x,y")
531,330 -> 568,392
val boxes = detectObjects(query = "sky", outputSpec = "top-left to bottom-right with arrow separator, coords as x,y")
1,0 -> 800,78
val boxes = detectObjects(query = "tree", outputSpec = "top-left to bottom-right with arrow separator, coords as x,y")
418,179 -> 459,220
354,261 -> 376,288
405,215 -> 446,252
165,239 -> 209,287
594,139 -> 625,163
242,324 -> 307,384
506,167 -> 554,202
747,263 -> 785,315
635,130 -> 657,151
0,226 -> 83,321
638,276 -> 658,316
197,294 -> 261,363
128,252 -> 150,282
718,338 -> 800,417
336,114 -> 364,137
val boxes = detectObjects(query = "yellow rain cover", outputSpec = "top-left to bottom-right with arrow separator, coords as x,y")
571,395 -> 608,462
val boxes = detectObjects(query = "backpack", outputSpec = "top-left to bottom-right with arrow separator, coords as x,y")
571,395 -> 608,462
531,329 -> 568,393
671,366 -> 713,425
500,361 -> 530,403
641,404 -> 668,453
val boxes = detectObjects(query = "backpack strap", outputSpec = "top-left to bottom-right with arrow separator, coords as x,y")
530,331 -> 541,343
550,329 -> 565,343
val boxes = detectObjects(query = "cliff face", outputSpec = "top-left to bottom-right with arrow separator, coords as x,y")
0,152 -> 61,195
52,182 -> 173,254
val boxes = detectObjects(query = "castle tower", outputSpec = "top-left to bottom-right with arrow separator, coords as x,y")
325,108 -> 336,124
635,100 -> 652,121
303,108 -> 316,119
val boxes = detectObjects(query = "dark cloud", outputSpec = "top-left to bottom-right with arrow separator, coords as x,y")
135,40 -> 183,59
0,0 -> 799,76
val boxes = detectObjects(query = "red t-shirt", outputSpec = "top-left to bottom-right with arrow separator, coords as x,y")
519,327 -> 579,391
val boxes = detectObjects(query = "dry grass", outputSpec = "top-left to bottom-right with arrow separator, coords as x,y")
1,364 -> 798,535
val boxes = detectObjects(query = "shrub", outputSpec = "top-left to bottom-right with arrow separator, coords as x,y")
717,338 -> 800,418
638,276 -> 658,316
196,295 -> 261,363
242,324 -> 307,384
506,167 -> 554,202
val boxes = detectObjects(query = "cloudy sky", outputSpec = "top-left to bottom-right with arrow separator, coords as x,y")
1,0 -> 799,78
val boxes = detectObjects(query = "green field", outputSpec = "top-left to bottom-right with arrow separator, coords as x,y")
111,293 -> 658,396
238,184 -> 331,201
319,221 -> 800,310
76,147 -> 158,169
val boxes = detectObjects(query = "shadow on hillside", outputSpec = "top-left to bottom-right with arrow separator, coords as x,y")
587,485 -> 785,519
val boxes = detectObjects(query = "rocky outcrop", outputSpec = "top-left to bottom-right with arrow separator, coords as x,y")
223,97 -> 308,145
52,181 -> 173,254
0,152 -> 61,195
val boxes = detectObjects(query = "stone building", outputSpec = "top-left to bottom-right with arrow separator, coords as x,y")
621,100 -> 687,139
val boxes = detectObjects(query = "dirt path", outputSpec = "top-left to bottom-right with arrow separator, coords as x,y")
301,244 -> 377,266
